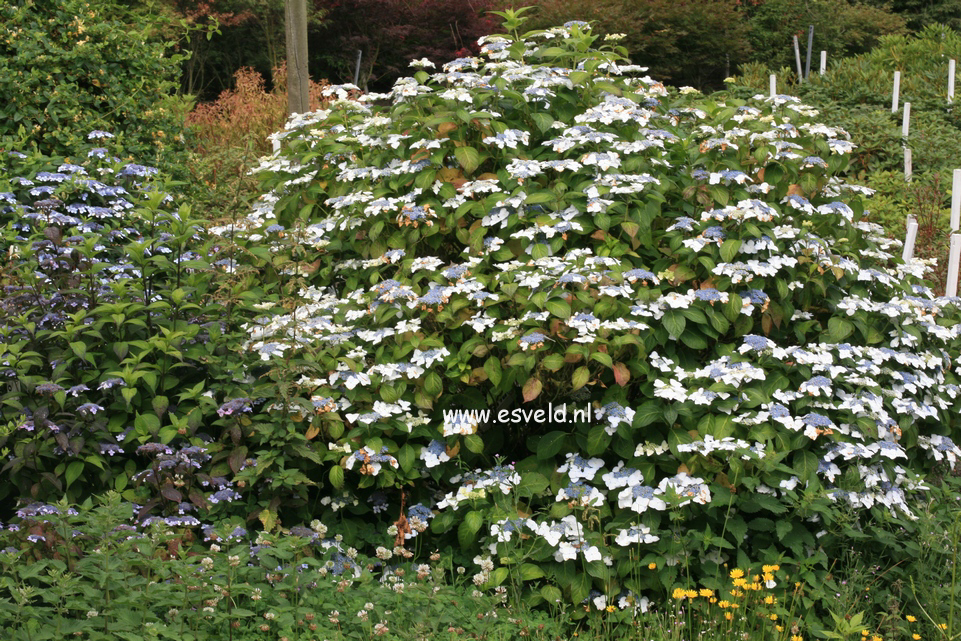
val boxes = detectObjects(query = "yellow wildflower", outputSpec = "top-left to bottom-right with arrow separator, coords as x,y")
606,605 -> 617,613
872,636 -> 882,641
770,613 -> 778,621
906,616 -> 917,623
861,631 -> 869,638
733,577 -> 748,588
939,624 -> 948,631
718,600 -> 731,609
764,595 -> 777,605
685,589 -> 698,599
672,588 -> 687,600
791,636 -> 803,641
730,568 -> 745,579
725,612 -> 733,621
763,564 -> 780,573
912,635 -> 921,640
648,562 -> 657,570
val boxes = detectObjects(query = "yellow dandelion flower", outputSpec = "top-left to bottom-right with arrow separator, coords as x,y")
731,603 -> 741,609
791,636 -> 803,641
699,588 -> 714,598
749,582 -> 763,591
672,588 -> 687,600
648,562 -> 657,570
912,634 -> 921,640
906,616 -> 917,623
939,624 -> 948,631
861,631 -> 869,637
872,635 -> 882,641
763,572 -> 775,582
763,564 -> 780,573
730,568 -> 745,579
606,605 -> 617,613
725,612 -> 733,621
776,625 -> 784,633
770,613 -> 778,621
719,600 -> 731,609
733,577 -> 748,588
764,595 -> 777,605
685,589 -> 699,599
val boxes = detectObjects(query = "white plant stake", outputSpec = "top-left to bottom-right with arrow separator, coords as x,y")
904,148 -> 912,182
892,71 -> 901,113
952,169 -> 961,231
947,234 -> 961,297
902,216 -> 918,261
950,59 -> 956,104
820,50 -> 827,75
770,74 -> 776,100
793,36 -> 804,83
902,102 -> 911,142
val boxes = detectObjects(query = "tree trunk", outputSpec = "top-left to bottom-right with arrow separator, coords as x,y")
285,0 -> 309,115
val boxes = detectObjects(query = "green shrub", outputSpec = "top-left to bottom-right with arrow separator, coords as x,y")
0,0 -> 189,171
510,0 -> 754,89
217,11 -> 961,615
0,133 -> 252,520
745,0 -> 906,75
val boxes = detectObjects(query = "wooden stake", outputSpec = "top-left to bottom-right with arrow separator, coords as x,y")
951,169 -> 961,232
902,216 -> 918,261
947,234 -> 961,297
891,71 -> 901,114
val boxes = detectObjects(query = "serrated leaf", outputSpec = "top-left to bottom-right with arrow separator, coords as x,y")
775,519 -> 794,542
259,508 -> 277,532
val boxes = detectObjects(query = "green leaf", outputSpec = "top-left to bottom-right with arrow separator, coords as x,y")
519,563 -> 545,580
719,239 -> 742,262
464,433 -> 484,454
546,298 -> 571,319
530,112 -> 555,133
535,431 -> 567,459
541,353 -> 565,371
454,146 -> 481,174
459,510 -> 484,549
586,424 -> 611,456
65,461 -> 84,489
484,356 -> 503,386
663,310 -> 686,337
634,401 -> 662,427
590,351 -> 613,367
424,371 -> 443,398
329,465 -> 345,490
572,365 -> 590,390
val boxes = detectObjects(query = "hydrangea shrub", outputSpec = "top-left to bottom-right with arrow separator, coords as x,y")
0,134 -> 252,520
220,12 -> 961,609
